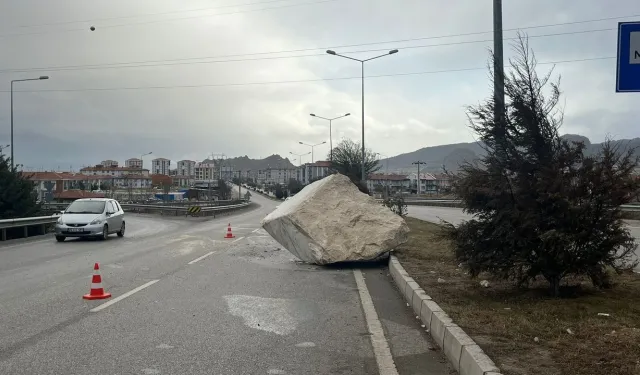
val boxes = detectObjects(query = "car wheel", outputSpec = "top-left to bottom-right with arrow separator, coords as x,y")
55,236 -> 65,242
117,222 -> 125,237
101,225 -> 109,240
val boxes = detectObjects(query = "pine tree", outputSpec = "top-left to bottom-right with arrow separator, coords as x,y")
447,35 -> 640,296
0,154 -> 41,219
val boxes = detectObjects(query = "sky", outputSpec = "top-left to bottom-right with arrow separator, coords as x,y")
0,0 -> 638,171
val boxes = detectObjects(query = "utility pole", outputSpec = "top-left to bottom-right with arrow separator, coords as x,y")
493,0 -> 505,128
412,161 -> 427,195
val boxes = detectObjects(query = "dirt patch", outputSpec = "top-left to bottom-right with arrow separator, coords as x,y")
395,217 -> 640,375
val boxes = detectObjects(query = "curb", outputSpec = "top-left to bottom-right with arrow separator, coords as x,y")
389,255 -> 502,375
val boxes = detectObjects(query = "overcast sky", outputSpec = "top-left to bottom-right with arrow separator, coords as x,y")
0,0 -> 638,171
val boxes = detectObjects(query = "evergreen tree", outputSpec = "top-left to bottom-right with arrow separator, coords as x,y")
447,35 -> 640,296
329,139 -> 380,194
0,154 -> 41,219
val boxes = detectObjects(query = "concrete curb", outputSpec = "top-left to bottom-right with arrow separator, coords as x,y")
389,255 -> 502,375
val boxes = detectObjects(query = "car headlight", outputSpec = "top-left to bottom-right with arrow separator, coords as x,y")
90,218 -> 103,225
57,218 -> 63,224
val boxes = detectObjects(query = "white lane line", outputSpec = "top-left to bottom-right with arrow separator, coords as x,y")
90,280 -> 159,313
231,236 -> 245,243
252,228 -> 260,233
187,251 -> 215,265
353,270 -> 399,375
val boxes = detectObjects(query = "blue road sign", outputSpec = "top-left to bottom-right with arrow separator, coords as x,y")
616,21 -> 640,92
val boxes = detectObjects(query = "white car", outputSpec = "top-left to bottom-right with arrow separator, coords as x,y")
54,198 -> 125,242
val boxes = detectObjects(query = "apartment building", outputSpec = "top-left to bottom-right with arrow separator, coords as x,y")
194,161 -> 218,183
151,158 -> 171,175
80,165 -> 150,177
101,160 -> 119,168
366,173 -> 411,195
125,158 -> 142,168
297,161 -> 331,185
176,160 -> 196,177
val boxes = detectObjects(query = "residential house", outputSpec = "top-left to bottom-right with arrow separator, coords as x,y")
408,173 -> 438,194
151,158 -> 171,175
366,173 -> 411,195
256,167 -> 297,186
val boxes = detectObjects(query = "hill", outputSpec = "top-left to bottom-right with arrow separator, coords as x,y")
382,135 -> 640,173
208,154 -> 296,171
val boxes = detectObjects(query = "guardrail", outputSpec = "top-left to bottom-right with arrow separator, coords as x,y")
0,201 -> 253,242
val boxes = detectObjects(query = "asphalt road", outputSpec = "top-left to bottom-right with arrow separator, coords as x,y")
407,205 -> 640,273
0,193 -> 452,375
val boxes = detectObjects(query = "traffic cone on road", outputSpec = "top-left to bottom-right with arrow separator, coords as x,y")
224,223 -> 235,239
83,263 -> 112,300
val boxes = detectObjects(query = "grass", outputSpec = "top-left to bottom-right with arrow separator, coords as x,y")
395,217 -> 640,375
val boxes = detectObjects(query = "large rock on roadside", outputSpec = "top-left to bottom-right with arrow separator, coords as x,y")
260,173 -> 409,265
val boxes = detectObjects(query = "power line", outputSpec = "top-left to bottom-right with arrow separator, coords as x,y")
11,0 -> 307,29
0,27 -> 616,74
0,0 -> 339,39
0,56 -> 614,93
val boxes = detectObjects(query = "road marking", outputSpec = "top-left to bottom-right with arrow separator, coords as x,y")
252,228 -> 260,233
232,236 -> 245,243
353,270 -> 399,375
187,251 -> 215,265
90,280 -> 159,313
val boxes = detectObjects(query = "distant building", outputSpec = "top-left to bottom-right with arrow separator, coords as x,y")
297,161 -> 331,185
194,161 -> 218,183
125,158 -> 142,168
80,165 -> 150,177
256,167 -> 296,186
177,160 -> 196,177
151,158 -> 171,175
366,173 -> 411,195
101,160 -> 118,168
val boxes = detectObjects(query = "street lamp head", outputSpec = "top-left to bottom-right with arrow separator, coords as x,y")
345,113 -> 351,116
326,50 -> 336,55
310,113 -> 316,117
389,49 -> 399,55
39,76 -> 49,80
299,141 -> 304,145
321,141 -> 327,144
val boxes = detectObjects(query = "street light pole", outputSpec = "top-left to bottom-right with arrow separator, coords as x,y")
493,0 -> 505,128
290,151 -> 310,166
141,151 -> 152,169
10,76 -> 49,169
412,161 -> 427,195
326,49 -> 398,183
310,113 -> 350,162
298,141 -> 326,163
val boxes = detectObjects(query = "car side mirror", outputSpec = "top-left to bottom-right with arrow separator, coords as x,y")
106,211 -> 113,216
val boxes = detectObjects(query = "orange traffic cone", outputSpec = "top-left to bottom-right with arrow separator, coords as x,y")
224,223 -> 235,239
83,263 -> 112,300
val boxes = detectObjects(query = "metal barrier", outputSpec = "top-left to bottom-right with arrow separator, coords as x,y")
0,216 -> 60,241
0,201 -> 253,242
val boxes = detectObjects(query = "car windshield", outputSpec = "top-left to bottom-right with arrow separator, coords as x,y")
65,201 -> 105,214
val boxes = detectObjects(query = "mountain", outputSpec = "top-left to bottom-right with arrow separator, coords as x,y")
382,135 -> 640,173
211,154 -> 296,171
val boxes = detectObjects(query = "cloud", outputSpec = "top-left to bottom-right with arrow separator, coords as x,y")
0,0 -> 637,170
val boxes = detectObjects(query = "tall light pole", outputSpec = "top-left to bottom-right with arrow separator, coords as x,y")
326,49 -> 399,183
10,76 -> 49,169
298,141 -> 326,163
376,152 -> 389,198
493,0 -> 505,128
290,151 -> 310,166
140,151 -> 152,169
412,161 -> 427,195
309,113 -> 350,162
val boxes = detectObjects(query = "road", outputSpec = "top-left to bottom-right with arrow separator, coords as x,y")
407,206 -> 640,273
0,193 -> 452,375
